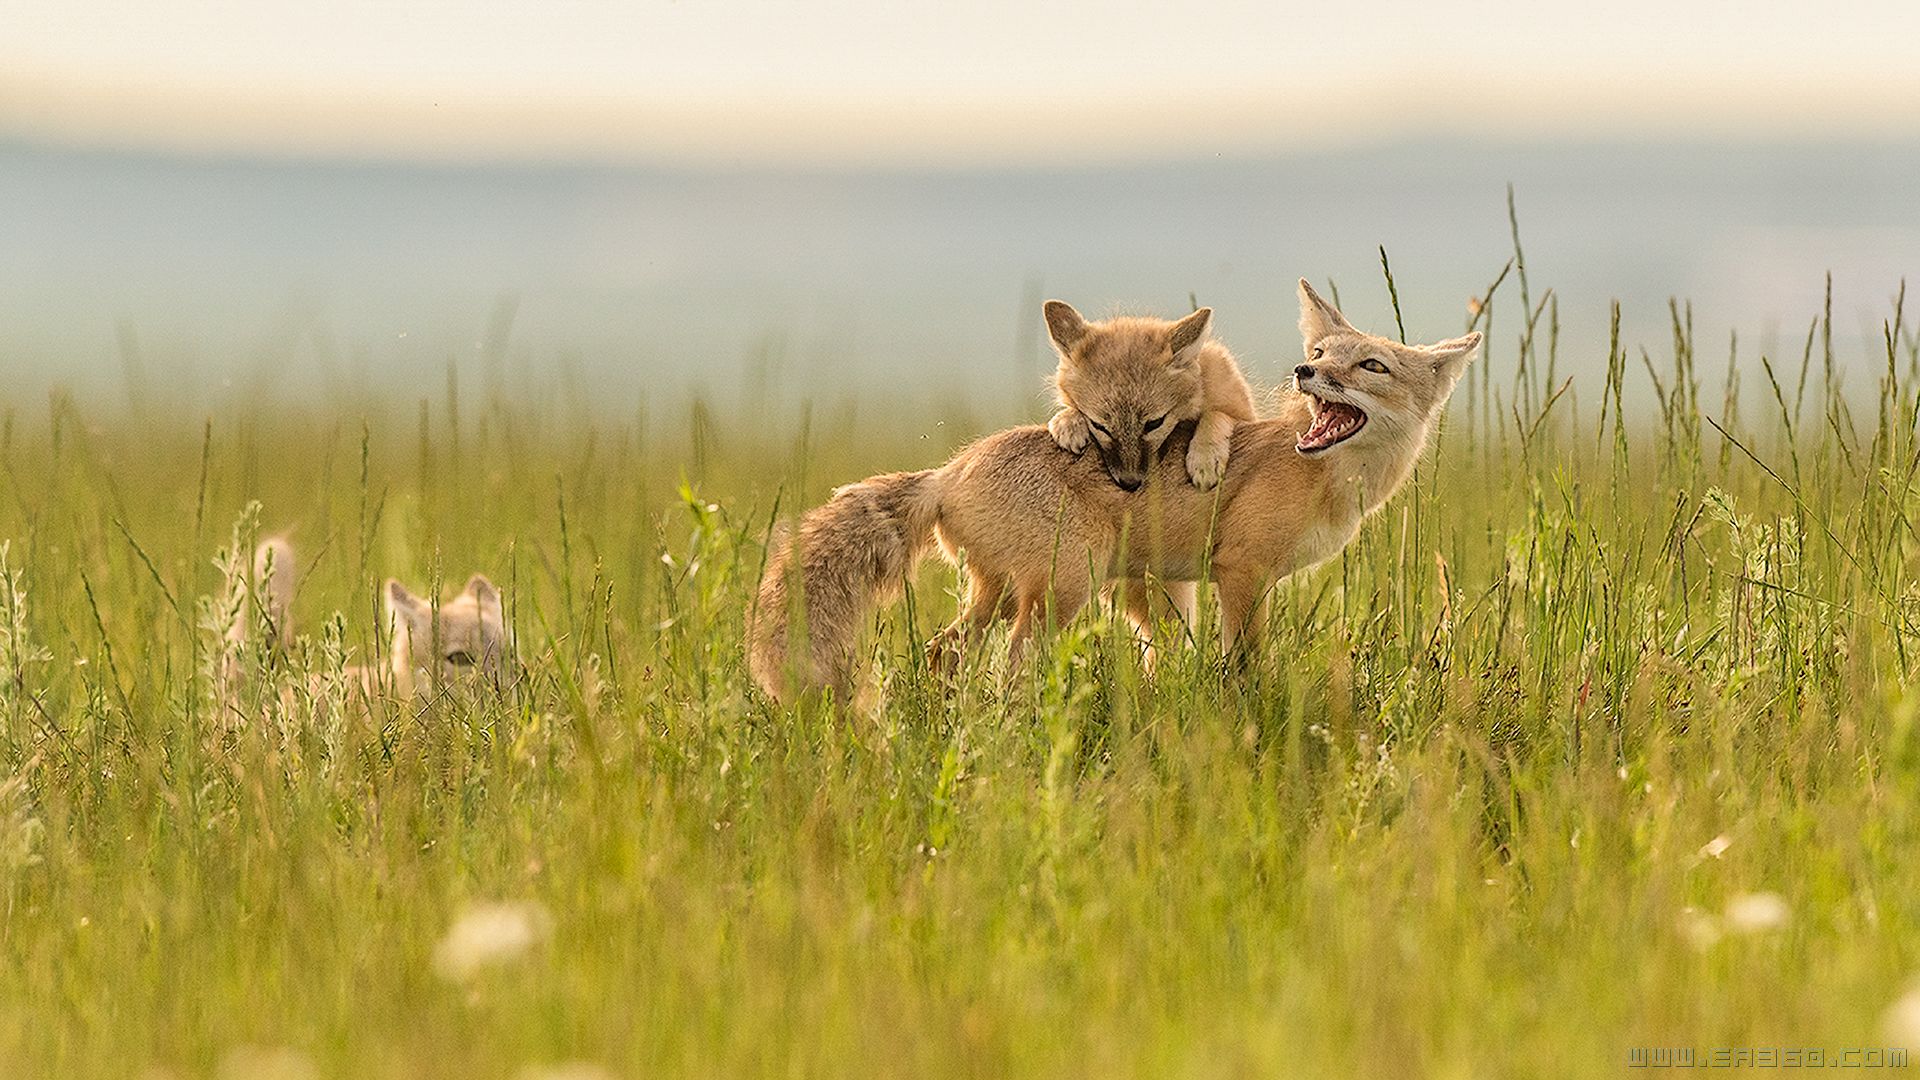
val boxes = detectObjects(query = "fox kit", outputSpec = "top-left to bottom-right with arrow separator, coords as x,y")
382,576 -> 515,696
750,281 -> 1479,704
1044,302 -> 1256,491
235,538 -> 515,698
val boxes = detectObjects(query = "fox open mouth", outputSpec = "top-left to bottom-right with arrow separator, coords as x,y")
1297,398 -> 1367,453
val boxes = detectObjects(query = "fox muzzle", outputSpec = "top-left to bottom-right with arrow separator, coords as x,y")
1098,438 -> 1150,491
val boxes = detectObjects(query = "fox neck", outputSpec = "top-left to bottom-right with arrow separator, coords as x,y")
1308,409 -> 1438,525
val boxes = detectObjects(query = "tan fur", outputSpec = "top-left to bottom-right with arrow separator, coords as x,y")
232,539 -> 515,699
383,576 -> 516,697
747,469 -> 945,703
242,536 -> 295,653
750,282 -> 1479,704
1043,301 -> 1257,492
215,535 -> 295,705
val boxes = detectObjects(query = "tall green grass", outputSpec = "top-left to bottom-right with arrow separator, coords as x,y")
2,250 -> 1919,1078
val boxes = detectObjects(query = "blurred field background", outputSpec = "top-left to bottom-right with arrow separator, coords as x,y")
8,1 -> 1920,1076
8,1 -> 1920,414
5,139 -> 1920,417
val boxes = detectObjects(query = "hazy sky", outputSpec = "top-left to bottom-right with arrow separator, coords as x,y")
8,0 -> 1920,164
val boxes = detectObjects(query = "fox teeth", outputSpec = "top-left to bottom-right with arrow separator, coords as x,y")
1298,401 -> 1367,452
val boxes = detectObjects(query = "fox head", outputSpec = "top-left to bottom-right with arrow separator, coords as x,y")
1045,300 -> 1213,491
1289,280 -> 1480,457
386,574 -> 515,690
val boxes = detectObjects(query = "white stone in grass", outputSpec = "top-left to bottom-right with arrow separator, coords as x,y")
1723,891 -> 1791,934
434,900 -> 552,981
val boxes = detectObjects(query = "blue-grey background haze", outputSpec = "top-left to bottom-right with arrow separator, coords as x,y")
4,138 -> 1917,421
10,0 -> 1920,421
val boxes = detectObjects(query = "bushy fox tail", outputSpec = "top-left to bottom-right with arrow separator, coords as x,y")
252,536 -> 295,651
748,468 -> 946,704
216,536 -> 295,705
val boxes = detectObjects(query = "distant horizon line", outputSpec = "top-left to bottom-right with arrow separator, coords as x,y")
7,72 -> 1920,170
14,129 -> 1920,178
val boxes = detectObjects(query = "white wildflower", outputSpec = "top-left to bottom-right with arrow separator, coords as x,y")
434,900 -> 551,981
1699,834 -> 1732,860
1724,891 -> 1791,934
1881,982 -> 1920,1050
1677,906 -> 1722,951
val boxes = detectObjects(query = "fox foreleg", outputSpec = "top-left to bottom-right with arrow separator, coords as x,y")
1184,410 -> 1238,490
1047,407 -> 1092,454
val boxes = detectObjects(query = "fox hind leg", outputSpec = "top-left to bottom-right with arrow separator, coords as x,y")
1163,580 -> 1198,636
926,568 -> 1012,676
1114,577 -> 1197,671
1217,568 -> 1270,659
1005,577 -> 1093,681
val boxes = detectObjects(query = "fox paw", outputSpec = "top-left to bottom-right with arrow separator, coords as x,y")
925,629 -> 965,677
1048,409 -> 1091,454
1186,437 -> 1230,489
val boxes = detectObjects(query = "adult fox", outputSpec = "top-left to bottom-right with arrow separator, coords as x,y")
749,281 -> 1480,704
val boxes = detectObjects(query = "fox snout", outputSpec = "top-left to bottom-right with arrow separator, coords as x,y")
1296,363 -> 1345,392
1098,440 -> 1150,491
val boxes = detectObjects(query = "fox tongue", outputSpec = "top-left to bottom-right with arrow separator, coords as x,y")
1298,402 -> 1365,452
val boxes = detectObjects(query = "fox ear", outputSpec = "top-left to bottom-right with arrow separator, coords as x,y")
1422,332 -> 1482,382
1298,279 -> 1357,343
1168,307 -> 1212,367
1043,300 -> 1090,356
463,574 -> 500,607
386,579 -> 425,618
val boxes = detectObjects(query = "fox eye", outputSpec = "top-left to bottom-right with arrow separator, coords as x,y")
1143,413 -> 1170,433
445,650 -> 476,666
1087,419 -> 1112,439
1311,347 -> 1324,360
1359,358 -> 1390,374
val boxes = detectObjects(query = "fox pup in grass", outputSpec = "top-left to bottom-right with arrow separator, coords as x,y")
380,575 -> 515,696
1044,301 -> 1256,492
232,537 -> 515,699
749,281 -> 1480,704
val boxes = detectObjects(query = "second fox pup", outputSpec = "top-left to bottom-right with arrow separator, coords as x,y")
1044,301 -> 1256,491
383,577 -> 515,696
232,537 -> 516,698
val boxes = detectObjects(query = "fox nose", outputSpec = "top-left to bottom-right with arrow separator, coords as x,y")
1293,364 -> 1316,383
1115,473 -> 1144,492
